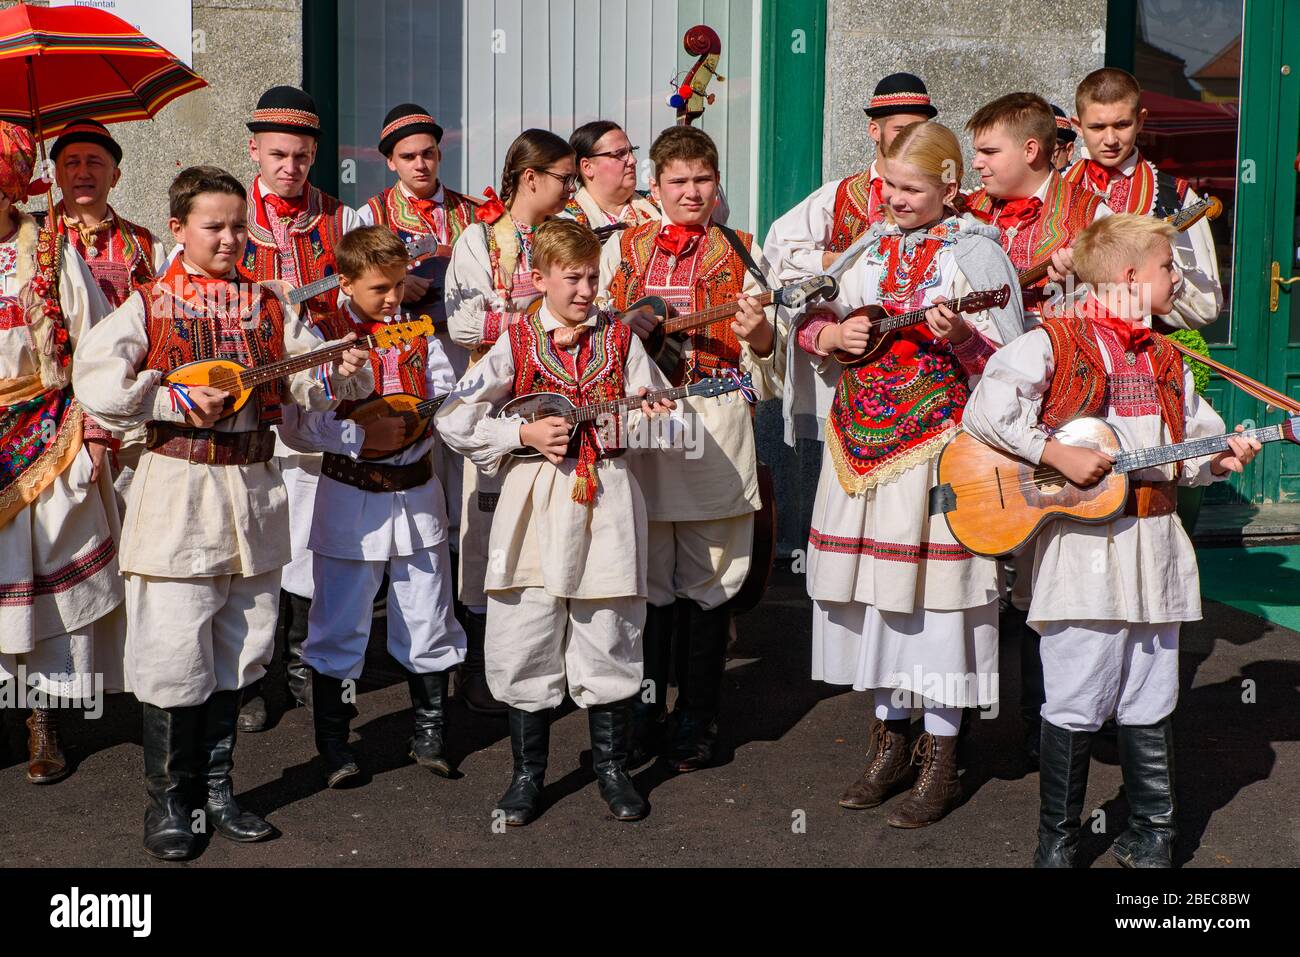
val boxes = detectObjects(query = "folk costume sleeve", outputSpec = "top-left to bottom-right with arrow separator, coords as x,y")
277,295 -> 375,410
1179,362 -> 1230,486
761,178 -> 842,283
1164,185 -> 1223,331
72,292 -> 183,431
435,336 -> 525,476
446,223 -> 515,351
960,328 -> 1055,466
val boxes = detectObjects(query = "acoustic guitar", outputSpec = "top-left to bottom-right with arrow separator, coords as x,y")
632,274 -> 839,378
343,391 -> 450,461
499,372 -> 752,460
831,285 -> 1012,367
935,414 -> 1298,557
163,315 -> 435,420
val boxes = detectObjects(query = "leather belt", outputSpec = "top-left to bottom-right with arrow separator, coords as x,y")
321,452 -> 432,493
1125,480 -> 1178,518
145,423 -> 276,466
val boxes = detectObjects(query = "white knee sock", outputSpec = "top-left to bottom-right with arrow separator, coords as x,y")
874,688 -> 909,722
923,706 -> 962,737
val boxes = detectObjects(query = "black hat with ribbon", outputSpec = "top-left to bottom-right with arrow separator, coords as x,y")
51,118 -> 123,164
1050,104 -> 1078,144
378,103 -> 443,156
864,72 -> 938,120
247,86 -> 322,138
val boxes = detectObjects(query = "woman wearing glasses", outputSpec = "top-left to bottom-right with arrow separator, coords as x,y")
444,128 -> 578,714
566,121 -> 661,229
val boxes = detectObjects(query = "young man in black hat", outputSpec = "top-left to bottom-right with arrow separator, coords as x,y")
51,119 -> 167,310
241,85 -> 362,732
356,103 -> 488,711
1049,104 -> 1078,172
763,71 -> 938,279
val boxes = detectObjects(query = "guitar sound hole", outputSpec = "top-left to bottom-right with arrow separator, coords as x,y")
1031,465 -> 1069,495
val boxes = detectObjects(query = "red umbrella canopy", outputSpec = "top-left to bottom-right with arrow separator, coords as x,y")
0,2 -> 207,138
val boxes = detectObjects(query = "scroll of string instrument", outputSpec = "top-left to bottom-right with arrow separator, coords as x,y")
668,25 -> 724,127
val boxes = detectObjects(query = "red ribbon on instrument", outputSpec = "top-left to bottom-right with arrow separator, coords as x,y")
475,186 -> 507,224
654,222 -> 705,260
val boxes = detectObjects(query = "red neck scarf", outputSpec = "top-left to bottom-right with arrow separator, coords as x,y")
263,188 -> 307,221
994,196 -> 1042,232
1083,159 -> 1120,194
655,223 -> 706,260
1088,296 -> 1151,353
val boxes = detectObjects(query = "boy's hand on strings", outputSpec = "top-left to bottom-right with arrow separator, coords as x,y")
184,385 -> 230,429
819,307 -> 874,356
924,297 -> 971,344
521,416 -> 571,465
360,415 -> 408,454
636,386 -> 675,417
1041,438 -> 1114,486
732,296 -> 773,357
335,332 -> 370,379
1211,424 -> 1263,475
623,304 -> 659,341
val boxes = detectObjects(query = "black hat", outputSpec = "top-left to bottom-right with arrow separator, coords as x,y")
864,72 -> 938,119
51,119 -> 123,164
1050,104 -> 1077,143
378,103 -> 443,157
247,86 -> 321,138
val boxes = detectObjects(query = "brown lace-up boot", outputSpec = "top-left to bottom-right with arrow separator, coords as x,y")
887,732 -> 961,828
26,707 -> 68,784
839,717 -> 912,809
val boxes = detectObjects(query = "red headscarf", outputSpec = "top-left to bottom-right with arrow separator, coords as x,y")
0,121 -> 37,205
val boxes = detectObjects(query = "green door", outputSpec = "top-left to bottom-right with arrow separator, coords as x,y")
1225,0 -> 1300,503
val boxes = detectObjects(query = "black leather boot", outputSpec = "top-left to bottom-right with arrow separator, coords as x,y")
200,690 -> 274,842
141,702 -> 200,861
1112,718 -> 1176,868
408,670 -> 452,777
281,590 -> 313,711
237,679 -> 267,733
666,601 -> 729,773
458,609 -> 507,715
589,699 -> 648,821
496,707 -> 550,826
1035,720 -> 1093,868
630,602 -> 674,768
312,670 -> 360,788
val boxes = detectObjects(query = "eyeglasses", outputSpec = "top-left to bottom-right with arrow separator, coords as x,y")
588,145 -> 640,164
536,168 -> 580,192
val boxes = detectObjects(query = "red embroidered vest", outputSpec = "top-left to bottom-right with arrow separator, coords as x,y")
239,183 -> 349,338
1062,155 -> 1189,218
143,259 -> 289,427
508,309 -> 631,502
54,206 -> 157,308
1039,313 -> 1185,443
604,222 -> 749,386
964,172 -> 1103,278
828,169 -> 885,253
365,184 -> 477,245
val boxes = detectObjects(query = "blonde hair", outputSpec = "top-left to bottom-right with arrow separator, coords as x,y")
883,121 -> 963,188
1072,213 -> 1176,285
531,218 -> 602,273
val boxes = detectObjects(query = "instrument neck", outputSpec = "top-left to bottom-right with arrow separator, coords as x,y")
876,291 -> 979,334
290,274 -> 341,305
1113,424 -> 1282,473
662,289 -> 775,335
565,383 -> 695,424
238,332 -> 377,390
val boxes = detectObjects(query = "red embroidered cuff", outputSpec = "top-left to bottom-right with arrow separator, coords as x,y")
82,418 -> 121,451
797,312 -> 838,357
951,324 -> 999,376
482,310 -> 503,345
